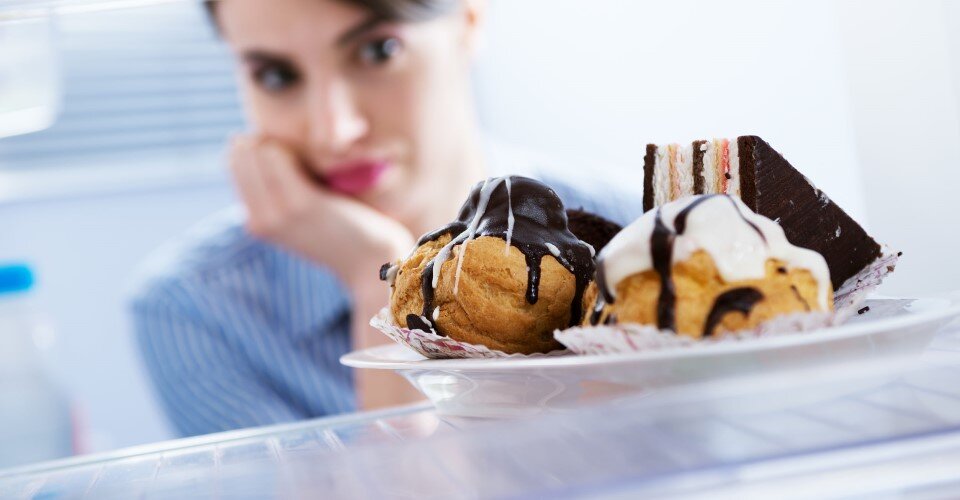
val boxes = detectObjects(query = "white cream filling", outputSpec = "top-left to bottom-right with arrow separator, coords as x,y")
676,143 -> 695,199
647,136 -> 745,205
700,141 -> 718,195
653,146 -> 672,206
599,195 -> 831,309
726,139 -> 741,197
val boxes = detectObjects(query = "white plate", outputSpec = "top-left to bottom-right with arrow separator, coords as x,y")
342,297 -> 960,418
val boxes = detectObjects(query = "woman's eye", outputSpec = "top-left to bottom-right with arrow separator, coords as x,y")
253,64 -> 299,92
357,37 -> 403,66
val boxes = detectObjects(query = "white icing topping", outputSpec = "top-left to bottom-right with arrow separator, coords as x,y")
384,263 -> 399,286
545,242 -> 561,258
582,240 -> 596,257
434,177 -> 506,292
419,316 -> 433,329
598,195 -> 831,309
727,139 -> 741,197
452,243 -> 467,295
504,176 -> 515,255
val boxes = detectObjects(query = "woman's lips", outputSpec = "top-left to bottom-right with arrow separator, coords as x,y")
322,159 -> 391,195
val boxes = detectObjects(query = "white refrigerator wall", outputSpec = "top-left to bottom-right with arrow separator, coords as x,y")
0,184 -> 233,452
477,0 -> 960,295
475,0 -> 866,220
0,0 -> 957,453
836,0 -> 960,295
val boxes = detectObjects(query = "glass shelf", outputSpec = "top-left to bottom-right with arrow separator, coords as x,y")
2,320 -> 960,498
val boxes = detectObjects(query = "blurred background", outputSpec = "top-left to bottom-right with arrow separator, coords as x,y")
0,0 -> 958,467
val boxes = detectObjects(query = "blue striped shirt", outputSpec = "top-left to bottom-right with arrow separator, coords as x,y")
130,145 -> 643,437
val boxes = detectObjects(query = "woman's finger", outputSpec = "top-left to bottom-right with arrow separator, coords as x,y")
255,140 -> 318,215
259,139 -> 311,184
229,135 -> 278,232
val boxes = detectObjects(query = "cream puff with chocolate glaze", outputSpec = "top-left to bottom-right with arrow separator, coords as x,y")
381,176 -> 597,354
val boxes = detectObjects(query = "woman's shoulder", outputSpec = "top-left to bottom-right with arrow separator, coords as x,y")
128,206 -> 344,316
129,205 -> 351,347
128,206 -> 268,309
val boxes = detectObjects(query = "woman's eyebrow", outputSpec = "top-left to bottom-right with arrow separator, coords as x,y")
336,15 -> 385,47
241,50 -> 289,66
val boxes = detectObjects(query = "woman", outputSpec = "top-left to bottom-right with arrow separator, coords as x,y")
132,0 -> 641,437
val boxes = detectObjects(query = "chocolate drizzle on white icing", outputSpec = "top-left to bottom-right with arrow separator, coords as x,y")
408,176 -> 595,335
591,194 -> 831,332
702,287 -> 764,337
649,209 -> 677,330
505,176 -> 515,255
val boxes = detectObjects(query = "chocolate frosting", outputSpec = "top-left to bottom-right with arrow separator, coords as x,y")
737,136 -> 881,289
565,209 -> 622,254
406,176 -> 595,334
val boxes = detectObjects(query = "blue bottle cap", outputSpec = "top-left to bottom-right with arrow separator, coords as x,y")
0,264 -> 35,296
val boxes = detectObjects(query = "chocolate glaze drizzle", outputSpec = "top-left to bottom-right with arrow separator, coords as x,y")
592,194 -> 769,332
396,176 -> 595,335
673,195 -> 716,235
650,210 -> 677,330
703,287 -> 764,337
724,196 -> 766,243
406,314 -> 434,333
379,263 -> 393,281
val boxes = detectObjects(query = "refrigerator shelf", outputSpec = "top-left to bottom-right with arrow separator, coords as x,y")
3,321 -> 960,498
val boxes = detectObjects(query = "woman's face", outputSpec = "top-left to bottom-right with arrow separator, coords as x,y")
217,0 -> 481,217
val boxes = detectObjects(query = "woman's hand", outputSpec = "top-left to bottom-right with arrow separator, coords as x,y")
229,135 -> 424,410
228,135 -> 414,288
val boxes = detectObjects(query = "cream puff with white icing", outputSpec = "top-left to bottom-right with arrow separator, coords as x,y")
584,194 -> 833,338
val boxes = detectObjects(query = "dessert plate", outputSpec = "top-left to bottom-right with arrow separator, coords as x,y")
342,297 -> 960,418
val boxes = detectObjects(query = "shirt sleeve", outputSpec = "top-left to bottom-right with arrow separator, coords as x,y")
575,178 -> 645,227
130,279 -> 304,437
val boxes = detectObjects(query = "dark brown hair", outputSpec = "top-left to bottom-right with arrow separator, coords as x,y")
204,0 -> 459,26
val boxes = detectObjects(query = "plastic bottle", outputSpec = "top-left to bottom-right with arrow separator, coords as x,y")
0,264 -> 73,469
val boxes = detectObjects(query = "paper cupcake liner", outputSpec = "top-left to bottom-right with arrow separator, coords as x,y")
371,248 -> 900,359
555,247 -> 900,356
833,246 -> 900,320
369,309 -> 570,359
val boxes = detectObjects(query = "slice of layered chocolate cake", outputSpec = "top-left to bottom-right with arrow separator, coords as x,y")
642,136 -> 881,289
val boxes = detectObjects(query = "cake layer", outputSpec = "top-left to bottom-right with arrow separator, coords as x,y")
642,136 -> 882,288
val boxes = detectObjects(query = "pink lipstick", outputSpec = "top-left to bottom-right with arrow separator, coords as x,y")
323,159 -> 391,196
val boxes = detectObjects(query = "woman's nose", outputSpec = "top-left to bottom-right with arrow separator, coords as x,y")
306,78 -> 369,154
